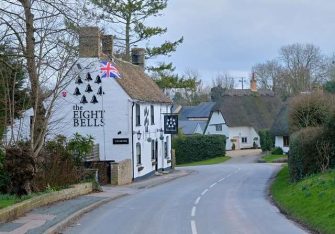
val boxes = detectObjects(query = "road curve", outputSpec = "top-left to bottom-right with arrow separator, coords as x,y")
65,152 -> 307,234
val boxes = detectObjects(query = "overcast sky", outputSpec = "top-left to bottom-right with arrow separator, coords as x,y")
146,0 -> 335,87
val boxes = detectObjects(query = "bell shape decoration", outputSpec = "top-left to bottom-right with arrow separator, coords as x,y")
97,86 -> 104,95
85,84 -> 93,93
80,95 -> 88,104
95,75 -> 102,84
73,87 -> 81,96
86,73 -> 93,81
91,95 -> 99,104
76,77 -> 83,84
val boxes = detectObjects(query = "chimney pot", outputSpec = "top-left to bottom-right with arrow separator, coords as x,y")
250,72 -> 257,92
79,27 -> 101,58
131,48 -> 145,68
102,35 -> 113,57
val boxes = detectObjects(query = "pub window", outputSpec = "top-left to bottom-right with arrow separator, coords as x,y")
151,140 -> 155,160
165,136 -> 169,158
283,136 -> 290,147
136,104 -> 141,126
242,137 -> 247,143
150,105 -> 155,125
136,143 -> 141,165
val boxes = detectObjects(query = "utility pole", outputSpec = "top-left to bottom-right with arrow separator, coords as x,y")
239,77 -> 246,90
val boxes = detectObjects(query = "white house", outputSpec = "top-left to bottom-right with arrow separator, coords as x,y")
270,105 -> 290,153
5,27 -> 173,181
205,78 -> 282,150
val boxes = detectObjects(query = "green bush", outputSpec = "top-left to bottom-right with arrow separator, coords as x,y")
0,148 -> 9,193
288,127 -> 326,182
173,135 -> 226,164
259,129 -> 273,152
289,92 -> 334,132
271,147 -> 284,155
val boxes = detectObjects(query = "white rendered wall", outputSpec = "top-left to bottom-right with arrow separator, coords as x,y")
227,127 -> 260,150
275,136 -> 289,153
132,103 -> 172,178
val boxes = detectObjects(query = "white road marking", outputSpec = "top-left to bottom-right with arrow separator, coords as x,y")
201,189 -> 208,196
191,220 -> 198,234
218,178 -> 225,182
191,206 -> 196,217
210,182 -> 217,188
195,197 -> 201,205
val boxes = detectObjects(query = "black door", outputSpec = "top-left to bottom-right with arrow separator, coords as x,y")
155,140 -> 158,171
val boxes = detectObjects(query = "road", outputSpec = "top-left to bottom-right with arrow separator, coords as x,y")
64,150 -> 307,234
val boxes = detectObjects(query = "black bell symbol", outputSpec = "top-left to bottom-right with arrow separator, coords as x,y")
80,95 -> 88,104
73,87 -> 81,96
76,77 -> 83,84
91,95 -> 99,104
86,73 -> 93,81
97,86 -> 104,95
85,84 -> 93,93
95,75 -> 102,84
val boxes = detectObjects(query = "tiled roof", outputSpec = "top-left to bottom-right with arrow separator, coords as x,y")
179,102 -> 216,120
114,59 -> 172,103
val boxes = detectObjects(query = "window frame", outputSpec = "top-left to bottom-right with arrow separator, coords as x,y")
150,105 -> 155,125
136,143 -> 141,165
242,137 -> 247,143
283,136 -> 290,147
215,124 -> 222,131
135,103 -> 141,126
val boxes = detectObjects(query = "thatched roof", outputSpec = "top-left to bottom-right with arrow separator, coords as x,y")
270,104 -> 289,136
213,91 -> 282,131
113,59 -> 172,103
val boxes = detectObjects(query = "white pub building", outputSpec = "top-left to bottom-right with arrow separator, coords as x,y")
6,27 -> 175,182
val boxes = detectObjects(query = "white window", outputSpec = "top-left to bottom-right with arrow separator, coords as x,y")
215,124 -> 222,131
151,140 -> 155,160
136,143 -> 141,165
150,105 -> 155,125
136,104 -> 141,126
242,137 -> 247,143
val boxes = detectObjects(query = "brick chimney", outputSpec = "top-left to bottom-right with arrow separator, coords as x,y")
131,48 -> 145,68
101,35 -> 113,57
250,72 -> 257,92
79,27 -> 101,58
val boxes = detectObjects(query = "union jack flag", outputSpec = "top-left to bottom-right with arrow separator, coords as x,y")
100,61 -> 121,78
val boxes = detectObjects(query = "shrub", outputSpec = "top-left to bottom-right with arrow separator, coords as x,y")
288,127 -> 327,182
289,92 -> 334,133
271,147 -> 284,155
259,129 -> 273,152
0,147 -> 9,193
174,135 -> 226,164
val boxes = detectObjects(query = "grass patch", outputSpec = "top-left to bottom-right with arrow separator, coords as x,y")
262,154 -> 287,163
271,166 -> 335,234
0,194 -> 32,209
177,156 -> 230,167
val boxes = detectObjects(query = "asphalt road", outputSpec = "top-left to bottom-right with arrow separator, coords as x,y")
64,152 -> 307,234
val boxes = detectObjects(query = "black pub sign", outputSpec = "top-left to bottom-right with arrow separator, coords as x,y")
164,115 -> 178,134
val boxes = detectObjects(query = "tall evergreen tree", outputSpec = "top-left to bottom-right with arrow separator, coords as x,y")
90,0 -> 183,71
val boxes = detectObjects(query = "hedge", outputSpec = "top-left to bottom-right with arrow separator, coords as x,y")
173,135 -> 226,164
288,127 -> 325,182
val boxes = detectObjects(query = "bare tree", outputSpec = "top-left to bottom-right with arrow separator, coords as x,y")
252,60 -> 282,91
212,73 -> 235,90
279,43 -> 328,94
0,0 -> 85,189
316,140 -> 331,172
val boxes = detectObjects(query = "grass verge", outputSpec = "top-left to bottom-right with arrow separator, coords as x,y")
271,166 -> 335,234
177,156 -> 230,167
262,154 -> 287,163
0,194 -> 32,209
